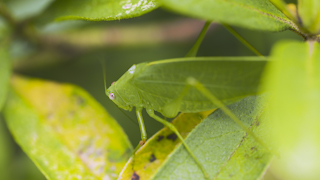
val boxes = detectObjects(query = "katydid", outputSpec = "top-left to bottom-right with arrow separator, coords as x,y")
105,57 -> 268,178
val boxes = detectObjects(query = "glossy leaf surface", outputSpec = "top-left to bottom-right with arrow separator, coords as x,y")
37,0 -> 159,23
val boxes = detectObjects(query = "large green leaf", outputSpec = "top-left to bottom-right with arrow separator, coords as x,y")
0,44 -> 11,112
161,0 -> 296,31
3,76 -> 132,180
119,96 -> 273,179
37,0 -> 160,24
262,40 -> 320,180
298,0 -> 320,34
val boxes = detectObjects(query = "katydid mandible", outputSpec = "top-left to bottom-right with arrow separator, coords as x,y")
105,57 -> 268,178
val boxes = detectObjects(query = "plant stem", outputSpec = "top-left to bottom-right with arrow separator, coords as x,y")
223,24 -> 264,57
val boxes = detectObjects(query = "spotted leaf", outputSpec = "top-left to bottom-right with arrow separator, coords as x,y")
3,76 -> 132,180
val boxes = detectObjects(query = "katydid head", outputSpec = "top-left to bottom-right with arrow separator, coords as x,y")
106,63 -> 148,111
106,81 -> 133,111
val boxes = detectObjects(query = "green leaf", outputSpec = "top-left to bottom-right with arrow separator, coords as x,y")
37,0 -> 160,24
0,44 -> 11,112
2,0 -> 54,20
119,96 -> 273,179
161,0 -> 296,31
298,0 -> 320,34
3,76 -> 132,180
262,40 -> 320,180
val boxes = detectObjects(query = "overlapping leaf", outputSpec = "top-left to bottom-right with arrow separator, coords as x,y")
119,96 -> 273,180
37,0 -> 160,24
3,76 -> 132,180
161,0 -> 297,31
262,40 -> 320,180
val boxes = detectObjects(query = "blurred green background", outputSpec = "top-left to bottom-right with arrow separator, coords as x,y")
1,1 -> 301,179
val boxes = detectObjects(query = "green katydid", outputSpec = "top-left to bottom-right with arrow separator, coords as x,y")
105,57 -> 268,178
104,22 -> 271,179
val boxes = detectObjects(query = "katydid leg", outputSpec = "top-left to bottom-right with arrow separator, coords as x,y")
186,77 -> 276,155
146,108 -> 210,180
130,108 -> 148,170
223,24 -> 264,57
136,108 -> 147,145
186,21 -> 211,57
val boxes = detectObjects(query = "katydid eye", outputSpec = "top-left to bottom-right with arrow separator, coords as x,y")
111,81 -> 116,85
109,93 -> 115,100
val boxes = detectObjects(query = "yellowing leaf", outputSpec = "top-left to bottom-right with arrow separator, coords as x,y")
3,76 -> 132,180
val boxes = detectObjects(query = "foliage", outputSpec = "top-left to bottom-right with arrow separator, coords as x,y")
262,40 -> 320,180
4,76 -> 131,179
0,0 -> 319,180
162,0 -> 296,31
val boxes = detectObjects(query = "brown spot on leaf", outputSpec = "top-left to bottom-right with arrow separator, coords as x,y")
256,122 -> 260,126
131,172 -> 140,180
149,154 -> 156,162
157,135 -> 164,142
166,133 -> 177,141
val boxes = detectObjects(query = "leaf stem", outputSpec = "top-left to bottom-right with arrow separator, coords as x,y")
223,24 -> 264,57
186,21 -> 211,57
